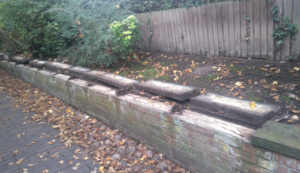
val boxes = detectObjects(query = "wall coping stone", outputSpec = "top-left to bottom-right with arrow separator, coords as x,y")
135,80 -> 199,101
252,121 -> 300,160
190,93 -> 279,127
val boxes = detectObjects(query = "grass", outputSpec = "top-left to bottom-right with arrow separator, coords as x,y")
228,66 -> 248,72
246,92 -> 262,102
206,75 -> 216,81
281,95 -> 291,101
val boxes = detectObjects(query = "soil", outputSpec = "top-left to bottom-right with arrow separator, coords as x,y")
30,51 -> 300,127
103,52 -> 300,127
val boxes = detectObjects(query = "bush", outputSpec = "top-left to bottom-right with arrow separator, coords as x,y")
52,0 -> 134,67
109,15 -> 140,59
0,0 -> 68,57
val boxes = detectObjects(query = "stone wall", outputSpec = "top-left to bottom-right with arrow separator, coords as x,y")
1,60 -> 300,173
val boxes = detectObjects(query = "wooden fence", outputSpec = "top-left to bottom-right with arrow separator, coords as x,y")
136,0 -> 300,60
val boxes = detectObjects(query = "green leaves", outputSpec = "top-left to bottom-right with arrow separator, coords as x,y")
110,15 -> 140,58
0,0 -> 68,57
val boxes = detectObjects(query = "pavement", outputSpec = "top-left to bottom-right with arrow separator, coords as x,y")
0,91 -> 96,173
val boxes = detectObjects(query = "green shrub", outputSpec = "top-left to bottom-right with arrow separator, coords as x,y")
109,15 -> 140,59
0,0 -> 68,57
52,0 -> 133,67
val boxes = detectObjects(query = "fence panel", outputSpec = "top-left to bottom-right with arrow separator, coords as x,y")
136,0 -> 299,60
292,0 -> 300,55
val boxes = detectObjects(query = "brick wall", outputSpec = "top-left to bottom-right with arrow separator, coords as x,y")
1,60 -> 300,173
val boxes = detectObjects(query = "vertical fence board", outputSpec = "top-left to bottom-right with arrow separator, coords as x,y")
274,0 -> 282,60
192,7 -> 201,55
153,12 -> 160,52
140,14 -> 148,51
253,0 -> 261,58
216,3 -> 224,57
267,0 -> 275,60
179,8 -> 187,53
163,11 -> 171,53
211,4 -> 219,56
200,5 -> 209,56
136,14 -> 144,50
195,6 -> 204,55
247,0 -> 254,58
169,9 -> 178,53
171,9 -> 180,53
166,10 -> 175,53
233,0 -> 241,58
280,0 -> 293,60
222,2 -> 229,57
292,0 -> 300,55
206,4 -> 214,56
183,8 -> 192,54
176,8 -> 184,54
228,1 -> 235,57
240,0 -> 247,58
148,13 -> 154,52
187,8 -> 197,55
260,0 -> 268,59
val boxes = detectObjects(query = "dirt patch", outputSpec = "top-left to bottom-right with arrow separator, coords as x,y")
45,52 -> 300,127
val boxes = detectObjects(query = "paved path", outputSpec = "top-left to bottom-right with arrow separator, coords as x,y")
0,91 -> 96,173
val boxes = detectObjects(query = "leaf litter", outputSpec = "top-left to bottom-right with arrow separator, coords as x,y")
0,70 -> 190,172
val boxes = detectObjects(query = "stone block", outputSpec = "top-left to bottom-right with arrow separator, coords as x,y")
87,71 -> 138,89
252,121 -> 300,160
45,62 -> 72,73
68,66 -> 91,77
135,80 -> 199,101
11,56 -> 29,64
190,93 -> 279,127
29,59 -> 48,68
68,79 -> 89,112
3,53 -> 11,61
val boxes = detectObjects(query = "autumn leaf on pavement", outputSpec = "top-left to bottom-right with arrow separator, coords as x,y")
291,109 -> 300,114
250,102 -> 256,109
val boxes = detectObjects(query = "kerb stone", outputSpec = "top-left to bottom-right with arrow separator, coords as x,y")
190,93 -> 279,127
251,121 -> 300,160
45,62 -> 72,73
11,56 -> 29,64
29,59 -> 48,68
68,66 -> 91,77
86,71 -> 138,89
134,80 -> 199,101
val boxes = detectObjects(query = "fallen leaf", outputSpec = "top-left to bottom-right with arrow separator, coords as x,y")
42,169 -> 49,173
260,79 -> 267,84
248,79 -> 253,85
260,68 -> 268,71
28,163 -> 37,167
99,166 -> 105,172
274,68 -> 281,74
233,92 -> 240,97
13,150 -> 18,155
236,71 -> 242,75
287,119 -> 294,124
291,115 -> 299,121
183,82 -> 188,86
75,148 -> 81,154
288,94 -> 300,101
291,109 -> 300,114
165,102 -> 170,105
16,158 -> 24,164
218,83 -> 225,87
8,162 -> 14,166
294,67 -> 300,71
250,102 -> 256,109
272,95 -> 280,100
235,82 -> 242,86
59,160 -> 64,164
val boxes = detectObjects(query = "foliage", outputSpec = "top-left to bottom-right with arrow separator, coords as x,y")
0,0 -> 68,57
271,2 -> 299,50
128,0 -> 231,13
52,0 -> 132,67
109,15 -> 140,59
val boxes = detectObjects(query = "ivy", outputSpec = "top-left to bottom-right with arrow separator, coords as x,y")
271,2 -> 299,51
146,17 -> 153,43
